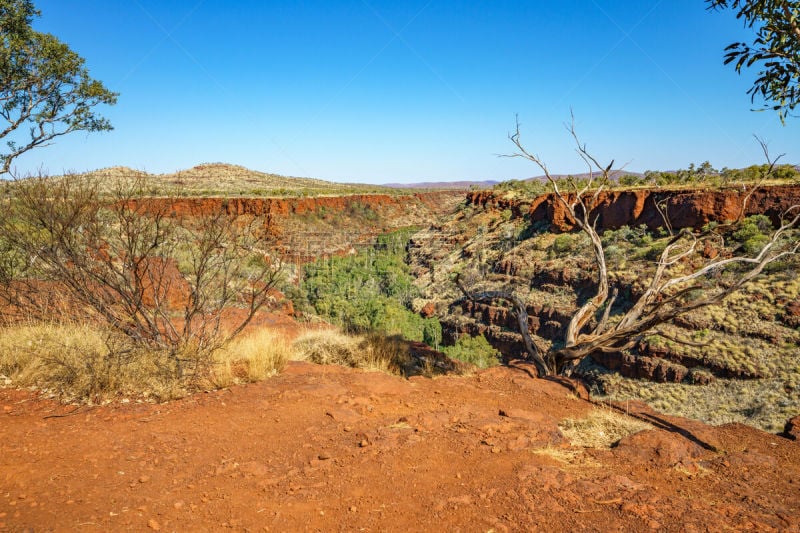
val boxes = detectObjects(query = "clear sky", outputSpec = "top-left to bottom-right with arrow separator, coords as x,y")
15,0 -> 800,183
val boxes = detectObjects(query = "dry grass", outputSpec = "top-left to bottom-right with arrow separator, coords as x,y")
559,408 -> 653,449
212,328 -> 290,386
0,320 -> 414,403
291,329 -> 410,375
0,322 -> 186,402
0,322 -> 294,402
531,446 -> 602,468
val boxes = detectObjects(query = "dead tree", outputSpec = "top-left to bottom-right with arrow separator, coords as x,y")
460,116 -> 800,377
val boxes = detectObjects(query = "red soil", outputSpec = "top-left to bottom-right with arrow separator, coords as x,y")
2,361 -> 798,532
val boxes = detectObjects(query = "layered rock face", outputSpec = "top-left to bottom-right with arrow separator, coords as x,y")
126,191 -> 463,260
130,192 -> 459,220
466,185 -> 800,232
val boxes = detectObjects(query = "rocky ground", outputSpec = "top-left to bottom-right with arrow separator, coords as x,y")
2,361 -> 799,532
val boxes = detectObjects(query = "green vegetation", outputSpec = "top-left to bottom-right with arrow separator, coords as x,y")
708,0 -> 800,122
641,162 -> 799,188
1,0 -> 117,175
442,334 -> 501,369
492,163 -> 799,199
290,229 -> 442,346
411,179 -> 800,431
732,214 -> 774,254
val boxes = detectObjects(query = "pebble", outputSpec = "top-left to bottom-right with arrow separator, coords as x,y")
147,518 -> 161,530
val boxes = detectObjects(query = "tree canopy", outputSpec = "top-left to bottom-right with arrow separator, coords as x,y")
0,0 -> 117,175
708,0 -> 800,122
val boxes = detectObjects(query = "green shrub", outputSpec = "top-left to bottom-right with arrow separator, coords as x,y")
442,334 -> 501,368
291,229 -> 442,347
733,215 -> 773,255
551,234 -> 574,254
422,317 -> 443,349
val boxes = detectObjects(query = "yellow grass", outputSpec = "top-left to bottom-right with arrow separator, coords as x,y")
0,322 -> 186,402
531,446 -> 602,468
559,408 -> 653,449
291,329 -> 409,375
212,328 -> 290,386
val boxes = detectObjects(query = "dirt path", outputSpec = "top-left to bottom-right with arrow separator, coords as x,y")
2,362 -> 798,532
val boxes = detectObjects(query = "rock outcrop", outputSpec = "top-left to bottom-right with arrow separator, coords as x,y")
130,191 -> 460,220
784,415 -> 800,440
126,191 -> 463,260
467,185 -> 800,232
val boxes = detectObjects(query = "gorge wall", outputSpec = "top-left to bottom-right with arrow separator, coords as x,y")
412,184 -> 800,385
467,184 -> 800,232
127,191 -> 463,260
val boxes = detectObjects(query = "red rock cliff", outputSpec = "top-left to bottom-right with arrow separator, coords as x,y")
467,185 -> 800,231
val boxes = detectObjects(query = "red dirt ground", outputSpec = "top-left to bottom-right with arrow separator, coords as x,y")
2,361 -> 799,532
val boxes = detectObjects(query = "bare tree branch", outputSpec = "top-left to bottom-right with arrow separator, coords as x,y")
460,117 -> 800,377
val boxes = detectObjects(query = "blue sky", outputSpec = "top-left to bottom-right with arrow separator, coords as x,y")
16,0 -> 800,183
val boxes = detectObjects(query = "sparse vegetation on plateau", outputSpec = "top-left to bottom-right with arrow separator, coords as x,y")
72,164 -> 429,198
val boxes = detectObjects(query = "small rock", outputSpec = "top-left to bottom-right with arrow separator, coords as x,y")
318,453 -> 331,460
359,440 -> 369,448
783,415 -> 800,441
139,476 -> 150,483
147,519 -> 160,531
349,506 -> 357,512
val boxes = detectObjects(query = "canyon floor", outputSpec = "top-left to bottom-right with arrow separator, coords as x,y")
2,360 -> 799,532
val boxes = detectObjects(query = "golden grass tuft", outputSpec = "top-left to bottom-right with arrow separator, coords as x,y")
291,329 -> 409,375
559,408 -> 653,449
0,322 -> 187,402
212,328 -> 290,386
530,446 -> 602,468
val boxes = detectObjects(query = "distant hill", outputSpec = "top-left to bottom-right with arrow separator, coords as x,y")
522,170 -> 645,183
77,163 -> 403,197
383,180 -> 499,190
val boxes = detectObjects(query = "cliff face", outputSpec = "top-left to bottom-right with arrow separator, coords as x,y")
130,191 -> 460,219
467,185 -> 800,232
126,191 -> 463,260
